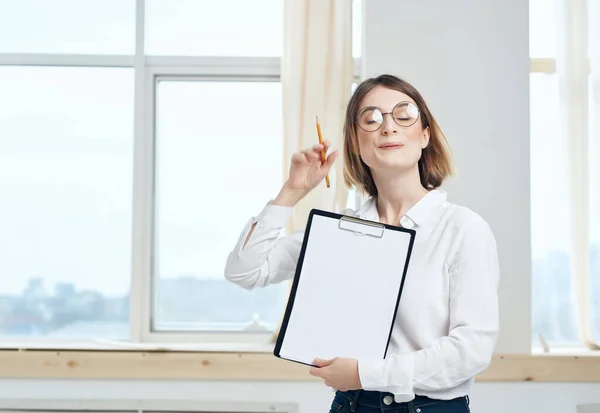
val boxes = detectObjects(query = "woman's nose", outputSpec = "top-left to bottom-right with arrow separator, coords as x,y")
380,113 -> 398,135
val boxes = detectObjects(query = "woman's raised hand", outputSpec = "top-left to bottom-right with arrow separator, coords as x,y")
273,141 -> 338,207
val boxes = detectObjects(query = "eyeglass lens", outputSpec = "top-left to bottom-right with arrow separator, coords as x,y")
358,102 -> 419,131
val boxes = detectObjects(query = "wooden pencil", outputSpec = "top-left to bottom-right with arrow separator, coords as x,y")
316,115 -> 331,188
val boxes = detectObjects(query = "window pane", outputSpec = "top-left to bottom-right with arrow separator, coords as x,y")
0,67 -> 133,339
529,0 -> 556,58
154,80 -> 287,332
530,73 -> 600,346
146,0 -> 283,56
0,0 -> 135,54
530,73 -> 578,345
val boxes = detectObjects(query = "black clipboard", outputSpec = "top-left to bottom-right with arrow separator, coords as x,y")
274,208 -> 416,367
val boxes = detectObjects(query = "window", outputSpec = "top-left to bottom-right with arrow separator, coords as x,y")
0,66 -> 133,339
153,80 -> 286,333
529,0 -> 599,349
529,72 -> 579,344
0,0 -> 361,345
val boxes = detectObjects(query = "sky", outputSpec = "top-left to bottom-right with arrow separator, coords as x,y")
0,0 -> 598,297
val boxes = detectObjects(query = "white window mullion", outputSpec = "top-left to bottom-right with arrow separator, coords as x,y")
149,73 -> 279,82
138,68 -> 158,343
130,0 -> 149,343
143,331 -> 274,344
146,56 -> 281,78
0,53 -> 133,67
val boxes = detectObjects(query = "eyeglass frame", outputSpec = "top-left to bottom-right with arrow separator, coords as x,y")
355,101 -> 421,132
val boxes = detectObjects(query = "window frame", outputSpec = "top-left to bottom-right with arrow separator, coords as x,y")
137,63 -> 281,344
0,0 -> 361,347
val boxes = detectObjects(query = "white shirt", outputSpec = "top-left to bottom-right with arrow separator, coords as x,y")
224,189 -> 500,402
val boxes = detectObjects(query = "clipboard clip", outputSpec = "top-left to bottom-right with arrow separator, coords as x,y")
338,216 -> 385,238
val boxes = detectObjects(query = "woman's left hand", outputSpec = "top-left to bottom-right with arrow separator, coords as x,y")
308,357 -> 362,391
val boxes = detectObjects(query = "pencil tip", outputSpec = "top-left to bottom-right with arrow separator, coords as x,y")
316,115 -> 319,123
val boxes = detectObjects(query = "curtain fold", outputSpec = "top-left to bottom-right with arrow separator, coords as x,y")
556,0 -> 599,349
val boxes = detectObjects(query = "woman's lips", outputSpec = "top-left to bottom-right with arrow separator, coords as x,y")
378,143 -> 405,150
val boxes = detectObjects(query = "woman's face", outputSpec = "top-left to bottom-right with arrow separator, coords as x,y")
356,86 -> 429,174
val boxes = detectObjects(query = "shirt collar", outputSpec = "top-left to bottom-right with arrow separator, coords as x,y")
356,189 -> 448,228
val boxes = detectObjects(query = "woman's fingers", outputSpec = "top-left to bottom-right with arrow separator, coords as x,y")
294,142 -> 336,166
293,150 -> 318,165
303,146 -> 321,161
312,141 -> 331,153
324,150 -> 339,169
310,144 -> 323,155
311,142 -> 333,159
291,152 -> 306,164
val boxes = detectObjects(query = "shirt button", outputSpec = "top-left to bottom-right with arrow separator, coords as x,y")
383,395 -> 393,405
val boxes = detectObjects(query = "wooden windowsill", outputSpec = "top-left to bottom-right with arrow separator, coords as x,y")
1,350 -> 600,382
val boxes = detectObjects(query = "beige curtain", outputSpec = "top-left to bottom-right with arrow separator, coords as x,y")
281,0 -> 354,232
271,0 -> 354,343
556,0 -> 599,349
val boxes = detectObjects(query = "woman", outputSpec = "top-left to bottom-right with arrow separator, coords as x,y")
224,74 -> 500,412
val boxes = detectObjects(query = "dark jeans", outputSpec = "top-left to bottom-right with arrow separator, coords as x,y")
329,390 -> 470,413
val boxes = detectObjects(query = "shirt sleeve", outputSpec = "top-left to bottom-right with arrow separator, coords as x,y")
357,215 -> 500,401
224,201 -> 303,289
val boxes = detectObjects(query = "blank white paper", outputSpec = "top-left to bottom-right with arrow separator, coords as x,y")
277,213 -> 413,365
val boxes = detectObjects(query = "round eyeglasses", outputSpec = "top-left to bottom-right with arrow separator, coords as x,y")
357,101 -> 420,132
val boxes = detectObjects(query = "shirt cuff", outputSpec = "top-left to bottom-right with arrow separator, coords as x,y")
358,353 -> 415,402
255,201 -> 294,228
358,358 -> 387,391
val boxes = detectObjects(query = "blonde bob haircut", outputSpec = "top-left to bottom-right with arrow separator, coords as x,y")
343,74 -> 456,198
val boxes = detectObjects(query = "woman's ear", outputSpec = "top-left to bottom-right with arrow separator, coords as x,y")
421,126 -> 430,149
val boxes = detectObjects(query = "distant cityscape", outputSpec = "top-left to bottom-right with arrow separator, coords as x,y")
531,243 -> 600,344
1,245 -> 599,346
0,276 -> 287,339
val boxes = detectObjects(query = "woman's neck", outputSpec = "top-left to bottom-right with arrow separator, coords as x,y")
372,166 -> 429,225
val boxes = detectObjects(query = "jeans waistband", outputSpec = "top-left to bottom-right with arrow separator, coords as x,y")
337,390 -> 469,410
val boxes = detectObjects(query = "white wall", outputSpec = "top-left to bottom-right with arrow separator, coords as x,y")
362,0 -> 531,353
1,2 -> 597,413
